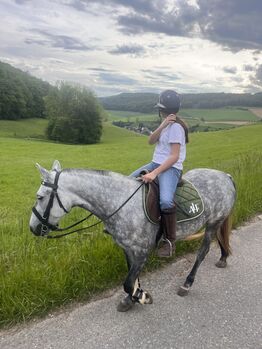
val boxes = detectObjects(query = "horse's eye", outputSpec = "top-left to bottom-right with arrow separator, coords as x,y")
37,195 -> 44,201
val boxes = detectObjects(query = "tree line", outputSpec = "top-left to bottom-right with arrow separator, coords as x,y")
100,91 -> 262,112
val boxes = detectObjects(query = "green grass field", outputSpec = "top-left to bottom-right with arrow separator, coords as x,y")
106,110 -> 158,122
179,108 -> 259,122
107,108 -> 259,122
0,119 -> 262,328
0,118 -> 48,139
106,108 -> 259,132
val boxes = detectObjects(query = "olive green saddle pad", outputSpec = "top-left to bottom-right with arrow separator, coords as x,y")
143,178 -> 204,224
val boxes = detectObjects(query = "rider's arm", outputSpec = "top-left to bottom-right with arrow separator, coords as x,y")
148,114 -> 176,145
142,143 -> 180,183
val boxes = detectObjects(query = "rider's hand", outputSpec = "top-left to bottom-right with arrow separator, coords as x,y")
160,114 -> 176,128
142,171 -> 157,183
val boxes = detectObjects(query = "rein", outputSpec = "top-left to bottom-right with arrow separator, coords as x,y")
32,171 -> 145,239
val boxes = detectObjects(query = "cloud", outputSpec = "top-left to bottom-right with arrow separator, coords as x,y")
65,0 -> 87,12
223,66 -> 237,74
99,72 -> 138,85
25,29 -> 92,51
15,0 -> 29,4
243,65 -> 255,72
111,0 -> 262,52
67,0 -> 157,14
117,2 -> 198,37
87,67 -> 114,72
1,0 -> 261,95
141,68 -> 181,81
197,0 -> 262,51
252,64 -> 262,87
109,44 -> 145,56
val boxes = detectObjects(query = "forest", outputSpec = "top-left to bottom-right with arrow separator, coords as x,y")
0,61 -> 51,120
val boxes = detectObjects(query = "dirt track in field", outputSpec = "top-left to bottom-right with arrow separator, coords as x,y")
249,108 -> 262,119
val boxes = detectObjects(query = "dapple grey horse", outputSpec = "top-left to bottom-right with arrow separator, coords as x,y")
30,160 -> 236,312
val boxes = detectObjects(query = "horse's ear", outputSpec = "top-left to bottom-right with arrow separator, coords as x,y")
51,160 -> 62,172
36,163 -> 49,180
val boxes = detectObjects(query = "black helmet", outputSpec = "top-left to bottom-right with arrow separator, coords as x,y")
155,90 -> 180,113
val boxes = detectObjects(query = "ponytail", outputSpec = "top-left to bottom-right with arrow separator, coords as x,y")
175,116 -> 189,143
158,110 -> 189,143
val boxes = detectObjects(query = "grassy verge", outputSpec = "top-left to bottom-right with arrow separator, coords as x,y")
0,123 -> 262,327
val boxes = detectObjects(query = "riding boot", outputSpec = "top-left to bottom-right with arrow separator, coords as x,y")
157,207 -> 176,258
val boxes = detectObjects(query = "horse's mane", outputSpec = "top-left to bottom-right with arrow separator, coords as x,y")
64,168 -> 110,176
63,168 -> 130,181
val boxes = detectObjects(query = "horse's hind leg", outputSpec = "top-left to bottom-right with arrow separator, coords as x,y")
117,252 -> 153,312
178,224 -> 217,297
215,215 -> 232,268
215,240 -> 229,268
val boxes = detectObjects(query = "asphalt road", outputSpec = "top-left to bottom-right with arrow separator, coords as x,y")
1,218 -> 262,349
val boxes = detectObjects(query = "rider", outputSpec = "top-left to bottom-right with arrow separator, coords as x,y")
130,90 -> 189,257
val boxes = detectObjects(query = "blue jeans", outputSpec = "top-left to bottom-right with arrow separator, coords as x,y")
130,162 -> 182,210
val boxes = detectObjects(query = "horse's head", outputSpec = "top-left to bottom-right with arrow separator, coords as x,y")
30,160 -> 69,237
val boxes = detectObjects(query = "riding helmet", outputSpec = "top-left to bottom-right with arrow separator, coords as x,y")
155,90 -> 181,113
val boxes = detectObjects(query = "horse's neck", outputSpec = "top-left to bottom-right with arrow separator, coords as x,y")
62,169 -> 134,218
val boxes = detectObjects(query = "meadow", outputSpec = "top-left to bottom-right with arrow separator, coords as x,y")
107,108 -> 260,132
0,119 -> 262,328
107,108 -> 259,122
0,118 -> 48,139
179,108 -> 259,122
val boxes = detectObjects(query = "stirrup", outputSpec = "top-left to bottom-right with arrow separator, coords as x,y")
158,237 -> 173,257
163,238 -> 173,257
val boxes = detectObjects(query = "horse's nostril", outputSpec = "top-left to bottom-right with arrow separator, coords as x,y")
31,224 -> 44,236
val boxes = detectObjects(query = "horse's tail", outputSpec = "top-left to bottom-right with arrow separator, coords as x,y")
216,213 -> 232,255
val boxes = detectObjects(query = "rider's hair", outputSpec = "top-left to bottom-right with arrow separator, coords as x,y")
159,110 -> 189,143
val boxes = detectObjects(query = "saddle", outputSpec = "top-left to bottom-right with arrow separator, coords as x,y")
142,175 -> 204,224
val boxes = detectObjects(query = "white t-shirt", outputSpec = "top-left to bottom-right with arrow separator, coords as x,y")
152,123 -> 186,170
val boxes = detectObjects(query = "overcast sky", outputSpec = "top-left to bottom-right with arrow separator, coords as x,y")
1,0 -> 262,96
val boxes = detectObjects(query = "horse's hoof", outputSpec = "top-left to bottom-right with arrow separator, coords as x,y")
215,260 -> 227,268
117,296 -> 134,312
144,291 -> 153,304
177,285 -> 190,297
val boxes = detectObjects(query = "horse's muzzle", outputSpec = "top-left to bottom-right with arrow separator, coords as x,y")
30,223 -> 50,237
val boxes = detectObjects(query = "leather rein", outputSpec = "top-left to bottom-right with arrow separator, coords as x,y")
32,170 -> 144,239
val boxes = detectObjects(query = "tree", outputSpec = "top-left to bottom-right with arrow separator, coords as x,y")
0,61 -> 50,120
45,82 -> 103,144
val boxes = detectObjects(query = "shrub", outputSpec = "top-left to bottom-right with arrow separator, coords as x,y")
45,82 -> 103,144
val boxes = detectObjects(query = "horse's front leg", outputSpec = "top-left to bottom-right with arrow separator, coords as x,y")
117,253 -> 153,312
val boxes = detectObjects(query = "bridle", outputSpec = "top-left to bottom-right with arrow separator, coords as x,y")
32,170 -> 145,239
32,171 -> 69,234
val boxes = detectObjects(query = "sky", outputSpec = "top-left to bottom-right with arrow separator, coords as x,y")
0,0 -> 262,96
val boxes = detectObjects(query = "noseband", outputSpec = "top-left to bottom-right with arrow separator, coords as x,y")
32,171 -> 69,233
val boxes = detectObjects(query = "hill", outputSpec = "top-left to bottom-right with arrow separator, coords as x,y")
0,123 -> 262,327
0,61 -> 51,120
100,92 -> 262,112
